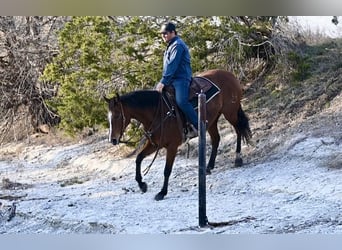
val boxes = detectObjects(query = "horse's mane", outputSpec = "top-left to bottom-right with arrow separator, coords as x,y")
120,90 -> 161,109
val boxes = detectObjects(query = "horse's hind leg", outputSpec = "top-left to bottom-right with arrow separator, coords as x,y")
155,146 -> 177,201
135,141 -> 157,193
232,106 -> 252,167
206,117 -> 220,174
234,130 -> 243,167
223,110 -> 243,167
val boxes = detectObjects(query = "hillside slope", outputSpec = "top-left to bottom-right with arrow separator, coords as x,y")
240,38 -> 342,164
0,38 -> 341,233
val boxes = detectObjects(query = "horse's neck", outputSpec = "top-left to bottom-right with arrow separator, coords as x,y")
124,104 -> 158,129
122,91 -> 174,131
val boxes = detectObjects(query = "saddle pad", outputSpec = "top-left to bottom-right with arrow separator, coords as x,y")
189,76 -> 221,109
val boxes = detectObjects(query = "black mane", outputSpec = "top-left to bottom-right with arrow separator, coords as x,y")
120,90 -> 161,109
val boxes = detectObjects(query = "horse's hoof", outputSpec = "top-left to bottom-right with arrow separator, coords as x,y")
154,192 -> 165,201
206,169 -> 212,175
234,158 -> 243,167
139,182 -> 148,193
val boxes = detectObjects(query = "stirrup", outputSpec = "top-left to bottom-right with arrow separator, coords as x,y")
186,124 -> 198,139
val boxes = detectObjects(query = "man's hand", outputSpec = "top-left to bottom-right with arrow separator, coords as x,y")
156,82 -> 164,93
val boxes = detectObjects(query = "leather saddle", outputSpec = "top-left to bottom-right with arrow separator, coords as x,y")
162,76 -> 220,139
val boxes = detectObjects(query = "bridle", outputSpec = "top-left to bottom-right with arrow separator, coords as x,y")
117,101 -> 127,143
108,100 -> 127,144
109,93 -> 176,175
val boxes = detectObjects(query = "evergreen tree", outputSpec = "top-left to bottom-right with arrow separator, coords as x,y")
42,16 -> 115,135
42,16 -> 285,136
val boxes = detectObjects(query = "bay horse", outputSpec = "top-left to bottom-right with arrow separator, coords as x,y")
105,69 -> 252,201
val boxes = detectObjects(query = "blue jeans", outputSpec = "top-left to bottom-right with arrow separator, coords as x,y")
172,79 -> 198,130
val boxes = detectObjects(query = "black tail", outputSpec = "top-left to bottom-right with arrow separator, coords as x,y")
237,106 -> 252,144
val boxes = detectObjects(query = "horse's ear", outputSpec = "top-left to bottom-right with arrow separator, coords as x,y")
103,95 -> 110,103
103,93 -> 120,103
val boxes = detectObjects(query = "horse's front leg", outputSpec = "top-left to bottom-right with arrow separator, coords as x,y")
135,141 -> 157,193
155,146 -> 177,201
206,121 -> 220,174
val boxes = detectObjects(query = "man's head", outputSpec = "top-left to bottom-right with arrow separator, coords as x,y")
160,22 -> 177,43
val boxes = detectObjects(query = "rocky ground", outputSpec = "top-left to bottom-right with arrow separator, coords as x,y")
1,38 -> 342,234
0,88 -> 341,233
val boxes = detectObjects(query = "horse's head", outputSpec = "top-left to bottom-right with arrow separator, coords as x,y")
104,94 -> 126,145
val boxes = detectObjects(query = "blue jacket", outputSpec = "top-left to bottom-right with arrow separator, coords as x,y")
160,36 -> 192,85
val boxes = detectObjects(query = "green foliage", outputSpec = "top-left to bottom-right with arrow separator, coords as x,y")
287,51 -> 311,82
110,16 -> 163,90
42,16 -> 114,135
42,16 -> 284,137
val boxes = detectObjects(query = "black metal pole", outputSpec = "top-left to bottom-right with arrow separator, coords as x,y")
198,91 -> 207,227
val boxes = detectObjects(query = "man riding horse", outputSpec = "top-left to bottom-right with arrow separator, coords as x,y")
155,22 -> 198,138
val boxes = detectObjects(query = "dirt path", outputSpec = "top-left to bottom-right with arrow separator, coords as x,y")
0,93 -> 341,233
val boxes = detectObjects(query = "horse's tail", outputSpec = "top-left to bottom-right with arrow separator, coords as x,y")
237,105 -> 252,144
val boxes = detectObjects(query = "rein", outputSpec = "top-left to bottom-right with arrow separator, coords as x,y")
115,93 -> 175,176
142,92 -> 175,176
143,93 -> 174,145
